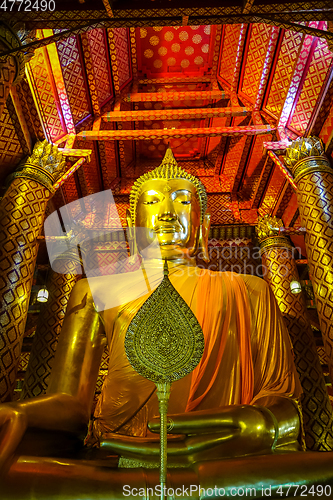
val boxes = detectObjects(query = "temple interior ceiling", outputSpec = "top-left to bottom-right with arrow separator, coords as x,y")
1,3 -> 333,241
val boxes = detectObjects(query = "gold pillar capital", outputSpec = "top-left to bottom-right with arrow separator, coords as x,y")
256,215 -> 292,254
8,140 -> 66,193
284,136 -> 333,183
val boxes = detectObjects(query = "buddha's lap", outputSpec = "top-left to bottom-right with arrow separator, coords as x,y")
2,451 -> 333,499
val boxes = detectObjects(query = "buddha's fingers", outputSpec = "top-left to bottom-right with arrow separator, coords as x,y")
148,406 -> 242,434
100,431 -> 235,459
0,405 -> 27,476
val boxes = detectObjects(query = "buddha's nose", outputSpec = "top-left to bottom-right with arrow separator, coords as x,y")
159,197 -> 177,221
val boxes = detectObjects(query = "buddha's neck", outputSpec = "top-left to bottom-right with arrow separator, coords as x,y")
141,257 -> 197,269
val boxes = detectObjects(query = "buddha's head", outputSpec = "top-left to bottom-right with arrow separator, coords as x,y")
127,148 -> 210,263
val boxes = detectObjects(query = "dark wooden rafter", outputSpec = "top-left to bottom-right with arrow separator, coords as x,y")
2,6 -> 333,62
256,155 -> 276,208
215,134 -> 231,175
233,134 -> 255,194
272,180 -> 289,216
6,91 -> 32,156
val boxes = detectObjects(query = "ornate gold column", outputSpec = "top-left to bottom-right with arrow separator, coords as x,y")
21,250 -> 83,399
257,215 -> 333,451
284,138 -> 333,383
0,141 -> 65,402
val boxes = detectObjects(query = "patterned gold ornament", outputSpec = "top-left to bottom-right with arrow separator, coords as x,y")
125,261 -> 204,383
256,214 -> 291,254
9,140 -> 66,192
125,260 -> 204,496
283,137 -> 329,179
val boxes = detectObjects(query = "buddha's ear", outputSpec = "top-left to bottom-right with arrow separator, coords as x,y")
198,212 -> 211,262
126,209 -> 138,258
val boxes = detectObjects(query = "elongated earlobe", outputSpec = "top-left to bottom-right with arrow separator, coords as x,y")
198,212 -> 211,263
126,209 -> 138,263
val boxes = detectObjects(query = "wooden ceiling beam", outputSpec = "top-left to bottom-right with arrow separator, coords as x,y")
267,151 -> 297,190
230,24 -> 247,107
123,90 -> 227,103
78,124 -> 275,141
53,158 -> 87,191
102,107 -> 248,122
138,76 -> 212,85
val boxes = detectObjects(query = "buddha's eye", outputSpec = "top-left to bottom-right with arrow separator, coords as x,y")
144,200 -> 158,205
180,200 -> 191,205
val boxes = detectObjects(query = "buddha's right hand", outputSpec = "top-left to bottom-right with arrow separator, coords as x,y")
0,403 -> 27,475
101,405 -> 277,465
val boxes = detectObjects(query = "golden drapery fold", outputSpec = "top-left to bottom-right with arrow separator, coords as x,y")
186,271 -> 254,411
92,266 -> 301,441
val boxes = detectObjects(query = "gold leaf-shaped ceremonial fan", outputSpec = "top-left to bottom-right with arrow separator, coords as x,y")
125,261 -> 204,499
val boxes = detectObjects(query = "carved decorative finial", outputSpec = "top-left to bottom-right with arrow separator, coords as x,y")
9,140 -> 66,192
284,137 -> 325,175
160,147 -> 178,168
256,214 -> 284,244
28,140 -> 66,180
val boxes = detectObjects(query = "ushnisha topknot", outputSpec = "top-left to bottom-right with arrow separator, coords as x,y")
129,147 -> 208,223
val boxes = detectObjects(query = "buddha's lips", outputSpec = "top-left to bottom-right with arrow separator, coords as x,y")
153,223 -> 183,234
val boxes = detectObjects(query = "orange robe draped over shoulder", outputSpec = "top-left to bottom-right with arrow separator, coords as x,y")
92,266 -> 301,441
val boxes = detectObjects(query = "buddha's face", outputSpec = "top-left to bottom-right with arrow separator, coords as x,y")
133,178 -> 201,261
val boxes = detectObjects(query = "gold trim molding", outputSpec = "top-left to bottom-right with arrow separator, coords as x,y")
293,157 -> 333,184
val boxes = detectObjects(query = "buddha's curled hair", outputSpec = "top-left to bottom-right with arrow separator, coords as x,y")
129,148 -> 207,223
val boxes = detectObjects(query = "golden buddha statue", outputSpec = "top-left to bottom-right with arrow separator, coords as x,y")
1,149 -> 333,499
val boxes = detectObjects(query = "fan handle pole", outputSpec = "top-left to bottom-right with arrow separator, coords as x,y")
157,382 -> 171,500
